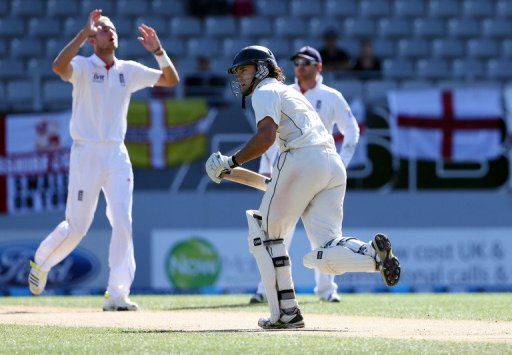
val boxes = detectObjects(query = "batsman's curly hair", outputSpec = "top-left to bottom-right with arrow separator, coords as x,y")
268,64 -> 286,83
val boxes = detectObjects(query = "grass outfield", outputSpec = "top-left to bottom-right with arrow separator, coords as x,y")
1,293 -> 511,353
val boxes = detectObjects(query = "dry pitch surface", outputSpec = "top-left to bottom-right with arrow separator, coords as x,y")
1,305 -> 511,344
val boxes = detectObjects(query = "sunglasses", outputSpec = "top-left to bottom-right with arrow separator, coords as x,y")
293,58 -> 318,67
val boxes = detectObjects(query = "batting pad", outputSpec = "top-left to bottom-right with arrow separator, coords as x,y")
246,210 -> 280,323
268,241 -> 298,311
303,244 -> 377,275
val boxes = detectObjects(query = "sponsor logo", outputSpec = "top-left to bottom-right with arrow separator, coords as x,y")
92,73 -> 105,83
119,73 -> 125,86
0,241 -> 99,287
78,190 -> 83,201
317,250 -> 323,259
165,237 -> 221,289
316,100 -> 322,111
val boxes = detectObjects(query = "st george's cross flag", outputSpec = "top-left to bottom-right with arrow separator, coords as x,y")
388,87 -> 503,162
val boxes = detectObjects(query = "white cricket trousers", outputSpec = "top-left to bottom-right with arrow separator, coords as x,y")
34,141 -> 135,298
260,145 -> 346,247
257,146 -> 345,298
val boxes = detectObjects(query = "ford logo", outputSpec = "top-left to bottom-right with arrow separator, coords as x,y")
0,241 -> 99,288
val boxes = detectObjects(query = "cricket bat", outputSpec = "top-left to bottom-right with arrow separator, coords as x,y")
222,167 -> 270,191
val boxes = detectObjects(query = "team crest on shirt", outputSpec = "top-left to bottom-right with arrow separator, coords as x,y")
92,73 -> 105,83
119,73 -> 125,86
316,100 -> 322,111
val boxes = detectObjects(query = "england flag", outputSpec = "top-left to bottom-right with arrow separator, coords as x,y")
388,87 -> 504,162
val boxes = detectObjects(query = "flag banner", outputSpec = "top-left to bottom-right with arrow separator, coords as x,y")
126,99 -> 216,168
0,112 -> 72,214
333,98 -> 368,168
388,87 -> 503,162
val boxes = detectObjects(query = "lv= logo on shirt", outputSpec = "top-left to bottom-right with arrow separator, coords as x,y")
92,73 -> 104,83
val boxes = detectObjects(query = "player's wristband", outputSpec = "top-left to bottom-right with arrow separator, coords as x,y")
154,50 -> 171,69
228,155 -> 240,168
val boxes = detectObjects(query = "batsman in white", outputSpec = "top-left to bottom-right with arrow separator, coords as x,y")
250,46 -> 360,304
28,10 -> 180,311
205,46 -> 400,329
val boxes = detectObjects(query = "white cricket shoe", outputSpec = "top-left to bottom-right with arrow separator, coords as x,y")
102,292 -> 139,311
258,308 -> 305,330
28,261 -> 48,295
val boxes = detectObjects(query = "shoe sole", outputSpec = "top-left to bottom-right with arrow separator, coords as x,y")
259,320 -> 305,330
373,234 -> 401,287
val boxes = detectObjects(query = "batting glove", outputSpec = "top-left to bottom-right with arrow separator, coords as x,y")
205,152 -> 238,184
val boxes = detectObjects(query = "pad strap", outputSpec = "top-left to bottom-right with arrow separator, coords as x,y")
278,289 -> 296,300
264,238 -> 284,246
272,256 -> 290,267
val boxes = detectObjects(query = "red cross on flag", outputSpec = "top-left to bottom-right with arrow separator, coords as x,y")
388,87 -> 503,162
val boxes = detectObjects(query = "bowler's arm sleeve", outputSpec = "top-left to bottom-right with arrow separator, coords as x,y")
129,61 -> 162,93
333,92 -> 359,167
68,56 -> 86,85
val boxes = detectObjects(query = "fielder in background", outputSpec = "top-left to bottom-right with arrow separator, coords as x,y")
28,10 -> 179,311
250,46 -> 360,304
205,45 -> 400,329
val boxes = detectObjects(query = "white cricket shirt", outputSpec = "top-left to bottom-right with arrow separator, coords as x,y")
68,54 -> 161,142
290,75 -> 360,166
251,77 -> 335,153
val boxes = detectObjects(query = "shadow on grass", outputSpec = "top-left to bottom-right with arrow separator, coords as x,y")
121,328 -> 345,334
162,300 -> 317,311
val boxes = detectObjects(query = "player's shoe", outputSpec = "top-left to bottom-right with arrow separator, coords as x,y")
249,292 -> 266,304
372,234 -> 400,286
102,292 -> 139,311
258,309 -> 305,329
28,261 -> 48,295
321,292 -> 341,303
